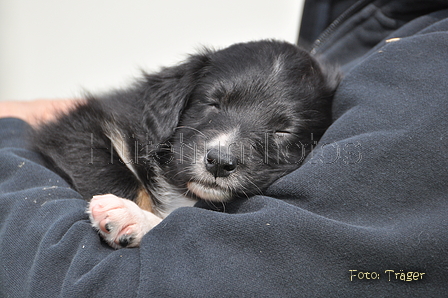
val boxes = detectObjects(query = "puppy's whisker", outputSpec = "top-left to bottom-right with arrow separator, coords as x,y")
235,180 -> 251,199
170,169 -> 190,180
175,126 -> 206,137
243,177 -> 263,196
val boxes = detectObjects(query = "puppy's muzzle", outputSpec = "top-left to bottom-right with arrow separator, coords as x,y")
205,147 -> 238,178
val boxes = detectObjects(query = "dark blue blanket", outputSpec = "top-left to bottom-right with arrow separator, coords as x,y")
1,1 -> 448,296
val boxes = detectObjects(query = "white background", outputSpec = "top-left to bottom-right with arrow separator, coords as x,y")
0,0 -> 304,101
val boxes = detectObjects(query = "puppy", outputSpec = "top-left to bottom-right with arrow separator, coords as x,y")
32,40 -> 340,248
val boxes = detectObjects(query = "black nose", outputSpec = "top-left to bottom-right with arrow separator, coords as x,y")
205,148 -> 238,178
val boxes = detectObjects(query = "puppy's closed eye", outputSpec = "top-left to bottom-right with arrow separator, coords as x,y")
207,102 -> 221,109
274,131 -> 294,136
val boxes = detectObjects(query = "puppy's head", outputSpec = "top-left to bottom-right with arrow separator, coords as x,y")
145,40 -> 339,202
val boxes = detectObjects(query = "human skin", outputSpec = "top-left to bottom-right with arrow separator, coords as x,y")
0,99 -> 80,126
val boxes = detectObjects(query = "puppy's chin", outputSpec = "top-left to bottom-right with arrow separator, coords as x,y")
187,181 -> 232,202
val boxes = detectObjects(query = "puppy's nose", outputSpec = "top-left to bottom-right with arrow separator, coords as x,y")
205,148 -> 238,178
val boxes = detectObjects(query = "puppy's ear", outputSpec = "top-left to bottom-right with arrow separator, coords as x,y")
314,55 -> 342,94
138,54 -> 209,142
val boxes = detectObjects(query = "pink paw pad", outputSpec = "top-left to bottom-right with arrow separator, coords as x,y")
87,194 -> 161,249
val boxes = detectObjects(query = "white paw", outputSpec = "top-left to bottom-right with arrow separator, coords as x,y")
87,194 -> 162,249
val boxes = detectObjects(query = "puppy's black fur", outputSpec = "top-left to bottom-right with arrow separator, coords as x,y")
32,40 -> 340,216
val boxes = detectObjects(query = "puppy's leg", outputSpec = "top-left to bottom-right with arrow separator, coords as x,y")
87,194 -> 162,249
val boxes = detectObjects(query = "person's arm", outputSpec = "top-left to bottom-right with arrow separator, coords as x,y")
0,99 -> 80,126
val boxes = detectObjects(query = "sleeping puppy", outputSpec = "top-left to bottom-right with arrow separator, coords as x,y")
33,40 -> 340,248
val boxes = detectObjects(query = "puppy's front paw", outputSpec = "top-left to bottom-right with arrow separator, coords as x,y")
87,194 -> 162,249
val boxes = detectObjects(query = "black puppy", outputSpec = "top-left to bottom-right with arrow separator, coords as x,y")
33,40 -> 340,248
